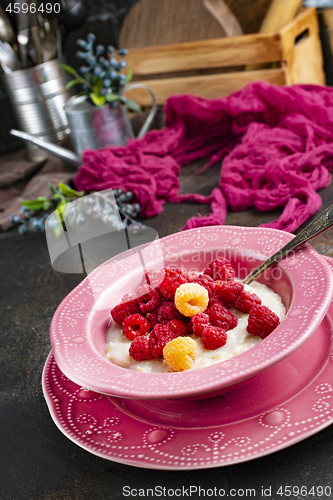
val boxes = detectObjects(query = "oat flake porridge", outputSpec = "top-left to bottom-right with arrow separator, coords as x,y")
106,257 -> 286,373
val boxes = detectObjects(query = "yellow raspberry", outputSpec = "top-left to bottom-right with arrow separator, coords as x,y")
174,283 -> 209,317
163,336 -> 197,371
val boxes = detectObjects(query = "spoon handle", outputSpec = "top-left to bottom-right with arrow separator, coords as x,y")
243,203 -> 333,285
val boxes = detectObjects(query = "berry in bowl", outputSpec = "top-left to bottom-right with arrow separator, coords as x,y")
50,226 -> 333,400
106,260 -> 285,374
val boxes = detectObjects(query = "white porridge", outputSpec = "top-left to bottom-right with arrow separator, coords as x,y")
106,280 -> 286,373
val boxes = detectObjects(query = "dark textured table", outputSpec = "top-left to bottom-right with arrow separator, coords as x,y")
1,158 -> 333,500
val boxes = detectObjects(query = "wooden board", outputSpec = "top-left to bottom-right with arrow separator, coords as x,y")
123,8 -> 325,106
259,0 -> 303,33
245,0 -> 303,70
119,0 -> 242,48
125,35 -> 284,75
280,8 -> 326,85
124,69 -> 289,106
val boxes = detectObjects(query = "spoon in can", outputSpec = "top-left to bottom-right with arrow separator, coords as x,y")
0,40 -> 19,72
243,203 -> 333,284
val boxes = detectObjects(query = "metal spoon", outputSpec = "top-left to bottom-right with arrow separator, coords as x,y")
38,16 -> 58,62
243,203 -> 333,284
28,7 -> 43,64
16,2 -> 29,68
0,40 -> 19,72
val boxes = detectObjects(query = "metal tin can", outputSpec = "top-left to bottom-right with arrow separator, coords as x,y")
2,58 -> 72,161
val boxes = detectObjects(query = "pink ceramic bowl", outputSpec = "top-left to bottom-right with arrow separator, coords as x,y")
50,226 -> 333,400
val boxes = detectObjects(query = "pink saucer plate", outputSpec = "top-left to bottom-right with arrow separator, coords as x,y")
50,225 -> 333,400
42,257 -> 333,469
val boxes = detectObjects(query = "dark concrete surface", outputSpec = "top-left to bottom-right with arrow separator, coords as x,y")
1,158 -> 333,500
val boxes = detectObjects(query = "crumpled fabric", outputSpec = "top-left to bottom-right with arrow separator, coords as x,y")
74,81 -> 333,233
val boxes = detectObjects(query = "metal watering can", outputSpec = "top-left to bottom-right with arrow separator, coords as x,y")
10,83 -> 157,168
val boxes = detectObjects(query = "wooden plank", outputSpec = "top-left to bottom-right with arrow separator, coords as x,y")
259,0 -> 303,33
124,69 -> 289,106
280,8 -> 326,85
245,0 -> 303,70
126,34 -> 284,76
119,0 -> 235,48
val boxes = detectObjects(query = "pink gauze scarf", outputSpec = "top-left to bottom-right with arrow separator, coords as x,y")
73,81 -> 333,233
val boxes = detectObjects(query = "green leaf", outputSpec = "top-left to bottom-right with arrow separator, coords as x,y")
43,200 -> 52,211
92,74 -> 99,86
56,200 -> 68,224
89,92 -> 106,107
58,183 -> 81,198
92,79 -> 103,95
121,96 -> 142,114
48,182 -> 57,195
52,192 -> 65,201
60,63 -> 92,90
125,67 -> 133,83
84,73 -> 95,85
66,78 -> 82,90
22,199 -> 45,210
105,93 -> 121,103
60,63 -> 77,76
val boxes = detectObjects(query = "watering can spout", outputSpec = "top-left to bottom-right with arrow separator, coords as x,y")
10,129 -> 81,168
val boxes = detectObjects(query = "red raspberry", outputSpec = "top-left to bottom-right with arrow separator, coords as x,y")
111,294 -> 140,324
187,271 -> 200,281
203,256 -> 235,281
208,295 -> 227,309
135,283 -> 150,302
177,268 -> 190,281
157,301 -> 184,324
186,320 -> 194,335
129,335 -> 153,361
148,324 -> 176,358
236,290 -> 261,313
202,325 -> 227,350
147,311 -> 159,329
191,312 -> 211,336
140,270 -> 160,287
157,267 -> 188,300
192,274 -> 216,298
247,305 -> 280,338
122,313 -> 150,340
208,303 -> 238,331
215,281 -> 244,306
167,319 -> 187,337
136,284 -> 162,314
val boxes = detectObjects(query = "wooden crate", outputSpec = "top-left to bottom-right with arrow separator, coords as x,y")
125,8 -> 326,106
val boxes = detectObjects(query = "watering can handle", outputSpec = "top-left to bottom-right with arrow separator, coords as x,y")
122,83 -> 157,139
